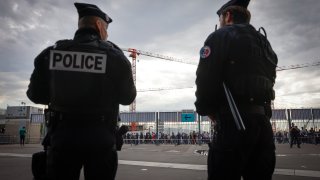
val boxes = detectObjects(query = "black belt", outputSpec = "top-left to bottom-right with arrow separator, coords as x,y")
219,105 -> 265,115
54,112 -> 107,122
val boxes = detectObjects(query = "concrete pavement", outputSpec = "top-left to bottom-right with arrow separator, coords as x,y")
0,143 -> 319,180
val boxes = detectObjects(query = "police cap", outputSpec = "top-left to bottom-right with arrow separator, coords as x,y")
74,2 -> 112,24
217,0 -> 250,16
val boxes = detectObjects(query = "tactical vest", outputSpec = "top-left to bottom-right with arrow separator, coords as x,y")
224,24 -> 278,104
48,38 -> 116,114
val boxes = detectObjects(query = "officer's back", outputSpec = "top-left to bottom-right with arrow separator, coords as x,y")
27,3 -> 136,180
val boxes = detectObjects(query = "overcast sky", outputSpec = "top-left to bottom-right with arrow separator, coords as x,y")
0,0 -> 319,112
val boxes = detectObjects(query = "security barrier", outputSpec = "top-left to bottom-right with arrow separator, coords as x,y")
1,108 -> 319,144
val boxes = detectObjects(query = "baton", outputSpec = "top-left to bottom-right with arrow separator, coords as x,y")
222,82 -> 246,131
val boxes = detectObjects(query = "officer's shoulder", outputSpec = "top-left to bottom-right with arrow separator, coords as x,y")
99,41 -> 124,55
206,26 -> 232,42
99,41 -> 121,51
55,39 -> 72,44
216,25 -> 242,36
38,45 -> 55,57
36,39 -> 71,58
53,39 -> 73,49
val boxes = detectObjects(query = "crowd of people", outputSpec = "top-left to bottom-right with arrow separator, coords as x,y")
274,125 -> 320,146
123,126 -> 320,146
123,131 -> 211,145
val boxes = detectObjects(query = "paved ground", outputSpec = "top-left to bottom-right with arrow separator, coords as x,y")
0,143 -> 319,180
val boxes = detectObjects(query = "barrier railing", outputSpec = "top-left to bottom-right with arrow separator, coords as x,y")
123,138 -> 211,145
274,135 -> 320,145
0,135 -> 17,144
0,135 -> 44,144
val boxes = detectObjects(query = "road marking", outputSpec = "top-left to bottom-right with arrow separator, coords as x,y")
309,154 -> 320,156
274,168 -> 320,178
1,153 -> 320,177
276,154 -> 287,157
127,148 -> 146,150
0,153 -> 31,158
165,150 -> 180,153
119,160 -> 206,171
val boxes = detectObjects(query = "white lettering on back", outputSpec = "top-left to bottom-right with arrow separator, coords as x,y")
49,50 -> 107,74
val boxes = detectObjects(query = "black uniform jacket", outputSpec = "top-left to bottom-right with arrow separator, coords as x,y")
195,25 -> 233,116
27,28 -> 136,113
195,24 -> 277,116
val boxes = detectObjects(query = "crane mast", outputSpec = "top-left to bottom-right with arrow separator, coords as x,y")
126,48 -> 139,112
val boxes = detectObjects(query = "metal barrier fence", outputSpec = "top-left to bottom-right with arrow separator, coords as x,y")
120,109 -> 320,134
271,109 -> 320,131
123,138 -> 211,145
274,132 -> 320,144
0,135 -> 44,144
1,108 -> 319,144
0,135 -> 17,144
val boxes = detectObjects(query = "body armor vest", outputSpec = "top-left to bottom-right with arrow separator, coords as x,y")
224,25 -> 278,104
49,38 -> 116,114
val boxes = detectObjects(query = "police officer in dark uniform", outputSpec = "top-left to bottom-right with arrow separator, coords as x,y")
27,2 -> 136,180
195,0 -> 277,179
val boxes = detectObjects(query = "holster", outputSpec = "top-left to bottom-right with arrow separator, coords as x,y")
116,125 -> 128,151
32,151 -> 49,180
32,109 -> 55,180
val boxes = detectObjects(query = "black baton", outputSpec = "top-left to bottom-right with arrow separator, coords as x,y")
222,82 -> 246,131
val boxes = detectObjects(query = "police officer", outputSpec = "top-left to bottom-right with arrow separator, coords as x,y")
290,123 -> 301,148
27,2 -> 136,180
195,0 -> 277,179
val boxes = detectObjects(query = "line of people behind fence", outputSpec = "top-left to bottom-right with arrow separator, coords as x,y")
124,131 -> 211,145
274,124 -> 320,146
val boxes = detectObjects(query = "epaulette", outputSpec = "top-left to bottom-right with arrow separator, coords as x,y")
106,41 -> 122,51
98,40 -> 124,55
53,39 -> 74,50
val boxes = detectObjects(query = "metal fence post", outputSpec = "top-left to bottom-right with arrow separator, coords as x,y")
198,113 -> 201,145
156,112 -> 159,138
287,109 -> 291,130
286,109 -> 292,143
311,108 -> 314,128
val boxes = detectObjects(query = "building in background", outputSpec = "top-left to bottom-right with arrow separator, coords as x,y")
6,106 -> 43,119
0,106 -> 45,144
0,108 -> 6,134
0,108 -> 6,115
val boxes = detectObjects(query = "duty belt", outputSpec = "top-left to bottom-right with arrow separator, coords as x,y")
52,111 -> 108,123
219,105 -> 265,115
58,113 -> 107,122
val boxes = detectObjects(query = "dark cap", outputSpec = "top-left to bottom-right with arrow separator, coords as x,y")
217,0 -> 250,16
74,2 -> 112,24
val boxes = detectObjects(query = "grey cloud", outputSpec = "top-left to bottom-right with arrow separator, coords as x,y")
136,89 -> 195,111
108,0 -> 217,48
251,0 -> 320,65
0,72 -> 30,106
0,0 -> 319,110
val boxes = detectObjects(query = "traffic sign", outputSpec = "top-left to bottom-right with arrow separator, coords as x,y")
181,113 -> 195,122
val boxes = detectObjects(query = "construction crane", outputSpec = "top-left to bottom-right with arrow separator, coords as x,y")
137,86 -> 194,92
122,47 -> 320,112
276,61 -> 320,71
121,48 -> 195,112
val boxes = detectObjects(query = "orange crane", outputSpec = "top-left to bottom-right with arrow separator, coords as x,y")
276,61 -> 320,71
122,47 -> 320,112
121,48 -> 195,112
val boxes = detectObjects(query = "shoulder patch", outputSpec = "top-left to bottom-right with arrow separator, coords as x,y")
200,46 -> 211,59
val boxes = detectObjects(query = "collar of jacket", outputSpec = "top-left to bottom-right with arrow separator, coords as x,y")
73,27 -> 101,41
